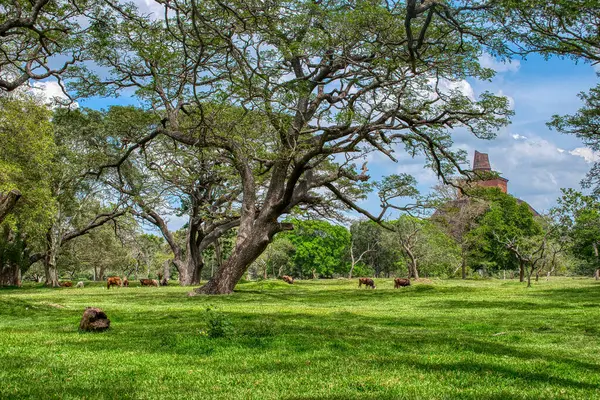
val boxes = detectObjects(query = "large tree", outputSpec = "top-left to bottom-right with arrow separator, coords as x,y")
349,220 -> 397,278
72,0 -> 512,294
432,185 -> 489,279
76,106 -> 243,285
20,106 -> 128,287
284,219 -> 351,279
552,189 -> 600,278
468,188 -> 542,281
0,93 -> 54,285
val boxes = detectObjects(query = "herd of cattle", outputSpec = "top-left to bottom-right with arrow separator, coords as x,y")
280,276 -> 411,289
58,276 -> 412,289
57,276 -> 168,289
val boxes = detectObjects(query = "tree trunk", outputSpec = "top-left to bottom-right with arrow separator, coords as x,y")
411,261 -> 420,279
403,245 -> 419,279
193,231 -> 271,295
0,262 -> 20,286
519,261 -> 525,283
163,259 -> 171,282
177,255 -> 204,286
461,246 -> 467,279
44,254 -> 59,287
526,264 -> 533,288
593,242 -> 599,280
97,265 -> 107,281
44,229 -> 60,288
0,190 -> 21,225
214,239 -> 223,268
348,263 -> 355,279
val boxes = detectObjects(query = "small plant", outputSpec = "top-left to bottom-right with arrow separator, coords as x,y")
202,306 -> 233,339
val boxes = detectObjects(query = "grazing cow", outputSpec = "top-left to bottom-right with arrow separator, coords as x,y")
140,279 -> 159,287
60,281 -> 73,287
394,278 -> 411,288
107,276 -> 122,289
160,278 -> 168,286
122,277 -> 129,287
76,281 -> 84,288
358,278 -> 376,289
282,275 -> 294,284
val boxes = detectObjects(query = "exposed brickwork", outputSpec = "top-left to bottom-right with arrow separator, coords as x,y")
477,177 -> 508,194
473,150 -> 491,171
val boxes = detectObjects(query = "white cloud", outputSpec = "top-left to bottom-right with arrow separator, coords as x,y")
569,147 -> 600,163
31,80 -> 77,108
479,53 -> 521,73
132,0 -> 164,18
450,126 -> 592,213
438,78 -> 475,101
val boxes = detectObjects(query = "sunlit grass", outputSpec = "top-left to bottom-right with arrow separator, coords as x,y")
1,278 -> 599,399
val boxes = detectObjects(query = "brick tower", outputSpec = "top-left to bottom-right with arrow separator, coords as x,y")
472,151 -> 508,193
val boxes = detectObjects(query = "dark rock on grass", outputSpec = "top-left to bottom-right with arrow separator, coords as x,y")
79,307 -> 110,332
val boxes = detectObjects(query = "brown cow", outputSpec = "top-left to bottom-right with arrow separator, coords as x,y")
140,279 -> 158,287
394,278 -> 411,288
60,281 -> 73,287
107,276 -> 122,289
358,278 -> 376,289
122,277 -> 129,287
282,275 -> 294,284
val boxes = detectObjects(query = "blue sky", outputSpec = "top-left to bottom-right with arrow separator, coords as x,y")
357,54 -> 598,218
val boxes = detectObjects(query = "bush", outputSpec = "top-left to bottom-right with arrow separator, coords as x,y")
201,307 -> 233,339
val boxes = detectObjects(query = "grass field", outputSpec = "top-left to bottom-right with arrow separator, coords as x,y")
1,278 -> 599,400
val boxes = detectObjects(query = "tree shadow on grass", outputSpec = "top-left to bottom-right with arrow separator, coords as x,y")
35,306 -> 598,380
537,285 -> 600,304
3,304 -> 599,400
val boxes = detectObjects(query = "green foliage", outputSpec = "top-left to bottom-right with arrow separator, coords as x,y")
57,222 -> 136,280
284,219 -> 350,278
386,215 -> 461,278
552,189 -> 600,275
201,306 -> 233,339
0,94 -> 55,236
0,227 -> 30,274
468,188 -> 542,272
350,220 -> 398,277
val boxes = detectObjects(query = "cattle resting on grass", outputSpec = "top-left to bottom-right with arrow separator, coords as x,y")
394,278 -> 411,288
140,278 -> 158,287
282,275 -> 294,284
60,281 -> 73,287
107,276 -> 122,289
358,278 -> 376,289
76,281 -> 84,288
122,277 -> 129,287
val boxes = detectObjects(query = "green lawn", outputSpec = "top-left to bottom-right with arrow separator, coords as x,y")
1,278 -> 599,400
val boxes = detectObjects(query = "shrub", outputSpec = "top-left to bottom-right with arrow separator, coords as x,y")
202,307 -> 233,339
